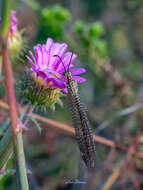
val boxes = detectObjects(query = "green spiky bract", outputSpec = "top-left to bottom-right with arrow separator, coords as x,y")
19,71 -> 64,111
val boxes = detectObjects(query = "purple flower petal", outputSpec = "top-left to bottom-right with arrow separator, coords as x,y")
46,38 -> 53,50
48,43 -> 60,68
53,43 -> 68,69
41,45 -> 49,68
33,45 -> 41,66
63,52 -> 77,67
70,68 -> 86,75
50,78 -> 66,88
46,40 -> 54,67
62,88 -> 68,93
26,55 -> 35,66
29,51 -> 36,64
37,71 -> 47,79
49,42 -> 68,68
72,76 -> 86,83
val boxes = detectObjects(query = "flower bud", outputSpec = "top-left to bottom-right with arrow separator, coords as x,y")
8,10 -> 22,54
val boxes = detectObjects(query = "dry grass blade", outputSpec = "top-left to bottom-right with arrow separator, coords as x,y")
101,164 -> 122,190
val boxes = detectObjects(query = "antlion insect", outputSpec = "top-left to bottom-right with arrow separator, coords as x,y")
54,53 -> 96,172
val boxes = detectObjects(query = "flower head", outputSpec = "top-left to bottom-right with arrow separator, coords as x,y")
23,38 -> 86,108
26,38 -> 86,91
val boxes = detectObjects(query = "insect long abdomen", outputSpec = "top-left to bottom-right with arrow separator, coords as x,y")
67,81 -> 96,172
53,53 -> 96,171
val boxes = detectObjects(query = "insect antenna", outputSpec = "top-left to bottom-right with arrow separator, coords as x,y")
53,55 -> 66,72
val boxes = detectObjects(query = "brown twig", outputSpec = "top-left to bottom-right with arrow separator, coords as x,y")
1,100 -> 143,160
0,100 -> 115,146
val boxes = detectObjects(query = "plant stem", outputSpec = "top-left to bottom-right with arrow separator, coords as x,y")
1,0 -> 29,189
1,0 -> 11,38
15,133 -> 29,189
20,104 -> 35,125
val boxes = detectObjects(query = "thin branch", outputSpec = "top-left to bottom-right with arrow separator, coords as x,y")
1,100 -> 143,160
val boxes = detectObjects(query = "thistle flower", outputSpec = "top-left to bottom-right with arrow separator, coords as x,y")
22,38 -> 86,108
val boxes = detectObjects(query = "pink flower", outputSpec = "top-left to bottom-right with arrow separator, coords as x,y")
26,38 -> 86,92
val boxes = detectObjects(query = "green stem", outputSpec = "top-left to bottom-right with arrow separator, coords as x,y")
16,133 -> 29,189
1,0 -> 11,38
1,0 -> 29,189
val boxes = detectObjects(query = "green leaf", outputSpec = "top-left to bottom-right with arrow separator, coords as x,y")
0,118 -> 10,133
88,22 -> 104,38
72,20 -> 85,33
0,128 -> 13,169
0,155 -> 13,188
0,169 -> 15,180
0,167 -> 32,186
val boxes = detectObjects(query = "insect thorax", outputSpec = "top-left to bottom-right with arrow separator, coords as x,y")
65,72 -> 78,95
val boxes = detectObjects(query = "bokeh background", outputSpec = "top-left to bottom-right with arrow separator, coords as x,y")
1,0 -> 143,189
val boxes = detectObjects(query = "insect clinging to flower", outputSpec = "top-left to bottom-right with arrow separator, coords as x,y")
23,37 -> 96,171
23,38 -> 86,108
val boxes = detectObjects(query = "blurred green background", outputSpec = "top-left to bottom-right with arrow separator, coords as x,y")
1,0 -> 143,189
